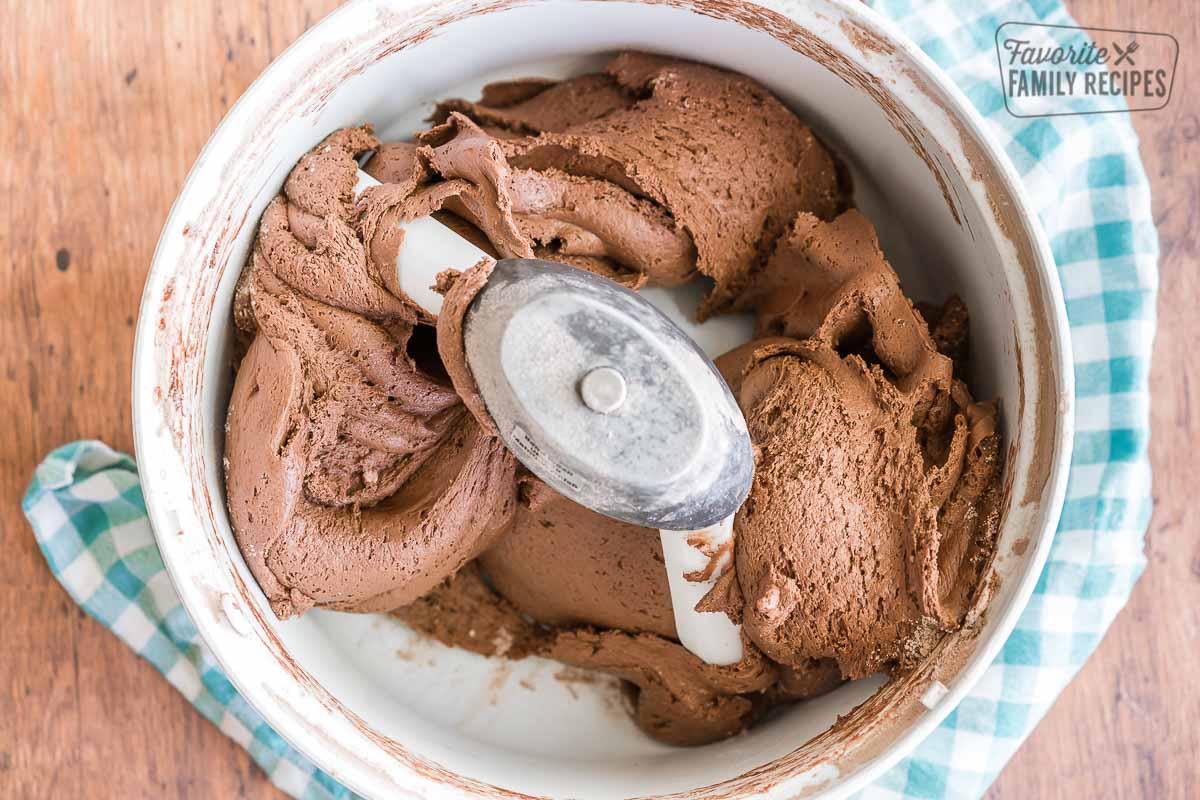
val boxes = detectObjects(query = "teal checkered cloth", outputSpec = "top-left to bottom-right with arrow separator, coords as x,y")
23,0 -> 1155,796
22,443 -> 354,799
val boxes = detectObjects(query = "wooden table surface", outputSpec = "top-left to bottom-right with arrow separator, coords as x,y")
1,1 -> 1195,797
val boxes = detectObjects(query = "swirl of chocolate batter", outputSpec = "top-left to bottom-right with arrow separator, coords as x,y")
226,126 -> 521,617
729,211 -> 1001,680
225,53 -> 1001,746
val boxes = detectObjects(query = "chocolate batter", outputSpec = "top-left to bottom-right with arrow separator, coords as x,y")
224,53 -> 1002,746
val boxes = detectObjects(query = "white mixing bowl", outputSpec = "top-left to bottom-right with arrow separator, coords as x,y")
132,1 -> 1074,797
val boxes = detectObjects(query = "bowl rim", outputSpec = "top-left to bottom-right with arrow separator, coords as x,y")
132,0 -> 1075,798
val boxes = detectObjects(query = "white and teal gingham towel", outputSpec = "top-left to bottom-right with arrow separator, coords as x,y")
23,0 -> 1156,797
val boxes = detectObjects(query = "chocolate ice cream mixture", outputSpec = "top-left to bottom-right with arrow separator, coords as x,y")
225,53 -> 1003,746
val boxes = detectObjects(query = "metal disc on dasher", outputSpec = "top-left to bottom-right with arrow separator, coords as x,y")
462,258 -> 754,530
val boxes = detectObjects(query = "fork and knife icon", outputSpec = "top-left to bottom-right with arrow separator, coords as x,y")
1113,40 -> 1140,66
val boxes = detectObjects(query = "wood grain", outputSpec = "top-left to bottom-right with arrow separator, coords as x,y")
1,3 -> 336,797
0,1 -> 1193,798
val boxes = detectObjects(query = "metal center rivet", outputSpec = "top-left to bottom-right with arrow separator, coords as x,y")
579,366 -> 627,414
